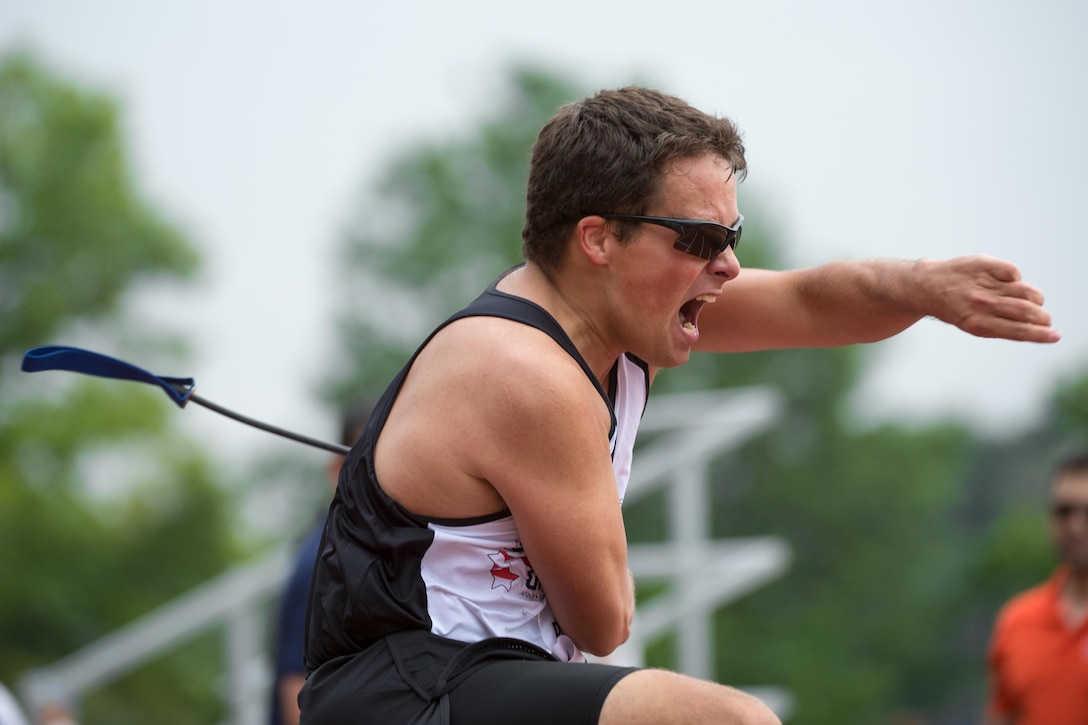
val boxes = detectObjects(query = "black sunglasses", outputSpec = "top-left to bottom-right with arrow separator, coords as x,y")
597,213 -> 743,261
1052,502 -> 1088,520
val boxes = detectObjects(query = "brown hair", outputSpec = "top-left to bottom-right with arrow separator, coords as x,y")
521,87 -> 747,276
1055,451 -> 1088,479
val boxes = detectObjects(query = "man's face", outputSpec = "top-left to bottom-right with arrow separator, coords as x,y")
601,154 -> 742,369
1050,470 -> 1088,573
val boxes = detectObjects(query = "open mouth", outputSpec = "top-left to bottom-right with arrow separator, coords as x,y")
678,294 -> 716,334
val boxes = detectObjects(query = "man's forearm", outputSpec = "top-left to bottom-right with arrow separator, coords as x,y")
792,258 -> 925,345
795,254 -> 1058,345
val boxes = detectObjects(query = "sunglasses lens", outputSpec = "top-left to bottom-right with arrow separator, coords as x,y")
674,225 -> 730,261
1053,503 -> 1088,519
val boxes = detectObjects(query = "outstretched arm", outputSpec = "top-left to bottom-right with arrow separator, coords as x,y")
695,255 -> 1060,353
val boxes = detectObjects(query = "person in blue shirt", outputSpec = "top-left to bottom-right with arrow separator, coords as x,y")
269,403 -> 371,725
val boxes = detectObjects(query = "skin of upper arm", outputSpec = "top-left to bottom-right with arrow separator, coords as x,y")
694,265 -> 920,353
463,323 -> 635,656
694,268 -> 820,353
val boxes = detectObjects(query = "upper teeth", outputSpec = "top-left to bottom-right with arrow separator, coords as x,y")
695,294 -> 716,303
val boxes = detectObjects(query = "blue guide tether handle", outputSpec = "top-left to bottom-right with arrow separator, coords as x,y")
22,345 -> 195,406
21,344 -> 349,455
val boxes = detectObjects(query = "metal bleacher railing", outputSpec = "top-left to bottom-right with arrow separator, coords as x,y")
18,386 -> 793,723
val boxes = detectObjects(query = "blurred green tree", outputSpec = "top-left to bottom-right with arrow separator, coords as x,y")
326,68 -> 575,401
0,52 -> 242,724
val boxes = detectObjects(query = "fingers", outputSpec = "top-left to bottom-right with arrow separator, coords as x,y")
1000,278 -> 1045,307
955,285 -> 1060,343
940,256 -> 1060,343
972,317 -> 1062,344
979,255 -> 1022,284
955,255 -> 1037,302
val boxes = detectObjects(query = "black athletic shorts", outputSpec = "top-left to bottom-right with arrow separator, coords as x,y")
299,631 -> 639,725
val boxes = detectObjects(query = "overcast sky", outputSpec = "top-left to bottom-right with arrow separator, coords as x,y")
3,0 -> 1086,466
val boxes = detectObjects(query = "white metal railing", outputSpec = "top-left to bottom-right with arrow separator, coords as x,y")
18,386 -> 793,722
601,387 -> 794,717
18,548 -> 293,725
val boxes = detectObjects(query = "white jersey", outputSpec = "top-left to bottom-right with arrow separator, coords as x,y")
421,352 -> 646,661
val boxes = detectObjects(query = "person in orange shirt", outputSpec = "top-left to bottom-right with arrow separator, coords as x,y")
984,452 -> 1088,725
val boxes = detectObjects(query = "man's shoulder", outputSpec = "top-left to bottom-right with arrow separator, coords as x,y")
995,575 -> 1059,630
432,314 -> 586,378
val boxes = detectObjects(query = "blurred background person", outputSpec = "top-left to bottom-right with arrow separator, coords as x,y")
984,452 -> 1088,725
34,701 -> 77,725
269,402 -> 373,725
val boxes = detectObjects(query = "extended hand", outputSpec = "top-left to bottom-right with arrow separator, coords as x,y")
920,255 -> 1060,343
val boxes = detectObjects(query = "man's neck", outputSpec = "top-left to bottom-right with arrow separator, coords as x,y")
1065,568 -> 1088,597
500,261 -> 624,386
1060,568 -> 1088,628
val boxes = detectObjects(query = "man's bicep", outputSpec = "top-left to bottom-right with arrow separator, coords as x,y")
484,372 -> 634,654
984,620 -> 1016,725
695,268 -> 815,353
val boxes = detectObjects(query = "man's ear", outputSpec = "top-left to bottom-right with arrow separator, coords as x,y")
575,215 -> 612,267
